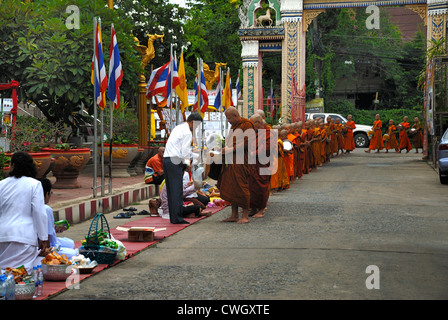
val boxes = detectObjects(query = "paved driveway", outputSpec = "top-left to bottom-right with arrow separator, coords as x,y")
52,148 -> 448,301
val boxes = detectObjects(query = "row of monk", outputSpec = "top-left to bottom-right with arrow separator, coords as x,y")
215,107 -> 357,224
365,115 -> 424,154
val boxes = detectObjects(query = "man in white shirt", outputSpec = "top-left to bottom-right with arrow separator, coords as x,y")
0,152 -> 49,272
163,112 -> 203,224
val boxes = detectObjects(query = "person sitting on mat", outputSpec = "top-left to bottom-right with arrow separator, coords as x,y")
183,165 -> 210,210
144,147 -> 165,185
35,178 -> 77,265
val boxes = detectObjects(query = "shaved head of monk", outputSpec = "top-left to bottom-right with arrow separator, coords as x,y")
249,114 -> 264,130
225,107 -> 241,127
255,109 -> 266,119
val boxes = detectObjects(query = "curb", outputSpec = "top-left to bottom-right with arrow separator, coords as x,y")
53,184 -> 160,224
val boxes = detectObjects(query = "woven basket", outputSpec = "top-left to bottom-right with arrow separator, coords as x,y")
78,245 -> 117,265
80,213 -> 117,264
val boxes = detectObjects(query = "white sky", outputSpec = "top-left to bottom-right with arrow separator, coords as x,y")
169,0 -> 187,7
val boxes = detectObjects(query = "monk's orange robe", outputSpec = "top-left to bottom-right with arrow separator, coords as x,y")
218,118 -> 254,209
270,139 -> 289,190
312,127 -> 322,167
399,122 -> 412,152
301,129 -> 309,174
249,127 -> 271,210
344,120 -> 356,151
286,133 -> 297,180
368,120 -> 384,150
385,125 -> 399,151
306,128 -> 314,169
336,123 -> 345,151
329,123 -> 338,154
412,122 -> 423,149
320,128 -> 327,163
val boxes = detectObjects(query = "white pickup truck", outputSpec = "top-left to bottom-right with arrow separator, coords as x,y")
305,113 -> 372,148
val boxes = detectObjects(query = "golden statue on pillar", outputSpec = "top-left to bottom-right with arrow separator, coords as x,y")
203,62 -> 227,90
134,34 -> 165,71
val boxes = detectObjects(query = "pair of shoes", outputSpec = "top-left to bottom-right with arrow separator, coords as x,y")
137,210 -> 150,215
124,207 -> 138,215
113,212 -> 131,219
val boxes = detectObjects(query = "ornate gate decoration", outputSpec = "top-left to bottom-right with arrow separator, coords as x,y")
238,0 -> 443,125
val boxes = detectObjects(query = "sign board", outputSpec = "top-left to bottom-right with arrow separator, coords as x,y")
305,98 -> 324,113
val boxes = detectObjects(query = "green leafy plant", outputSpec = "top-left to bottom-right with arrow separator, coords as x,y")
9,115 -> 71,152
104,105 -> 139,145
0,147 -> 10,180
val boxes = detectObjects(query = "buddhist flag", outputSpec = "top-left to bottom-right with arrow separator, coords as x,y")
223,68 -> 233,110
92,18 -> 108,110
175,50 -> 188,113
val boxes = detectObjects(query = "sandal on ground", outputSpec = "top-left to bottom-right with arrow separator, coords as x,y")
137,210 -> 150,215
113,212 -> 131,219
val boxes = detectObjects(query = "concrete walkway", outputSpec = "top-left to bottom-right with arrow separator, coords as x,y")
52,148 -> 448,300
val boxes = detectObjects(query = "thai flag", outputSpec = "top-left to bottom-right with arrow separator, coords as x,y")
193,62 -> 209,113
107,24 -> 123,109
213,72 -> 222,111
93,19 -> 108,109
146,61 -> 170,98
166,55 -> 180,108
235,71 -> 241,101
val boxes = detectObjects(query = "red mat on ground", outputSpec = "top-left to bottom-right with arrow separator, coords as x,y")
36,206 -> 226,300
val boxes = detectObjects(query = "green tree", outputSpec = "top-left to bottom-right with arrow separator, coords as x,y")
308,8 -> 425,110
183,0 -> 242,87
0,0 -> 141,131
113,0 -> 188,78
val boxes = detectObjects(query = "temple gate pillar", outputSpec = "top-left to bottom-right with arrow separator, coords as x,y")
241,40 -> 259,119
280,0 -> 306,122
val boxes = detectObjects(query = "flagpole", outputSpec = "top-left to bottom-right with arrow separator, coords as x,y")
98,17 -> 105,197
219,68 -> 223,137
108,24 -> 114,194
93,17 -> 98,198
174,49 -> 179,126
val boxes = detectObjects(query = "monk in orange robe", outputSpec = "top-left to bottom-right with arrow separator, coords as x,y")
385,119 -> 399,153
295,121 -> 306,178
412,117 -> 423,153
281,129 -> 294,181
343,115 -> 356,154
219,107 -> 255,224
335,118 -> 345,155
312,121 -> 322,167
270,131 -> 290,192
398,116 -> 412,153
319,121 -> 328,164
248,114 -> 272,218
366,114 -> 384,153
287,125 -> 298,180
301,122 -> 310,175
306,121 -> 315,170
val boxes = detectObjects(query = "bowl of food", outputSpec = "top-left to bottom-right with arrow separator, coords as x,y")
41,263 -> 73,281
15,282 -> 36,300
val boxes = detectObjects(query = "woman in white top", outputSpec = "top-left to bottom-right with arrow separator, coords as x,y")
0,152 -> 49,272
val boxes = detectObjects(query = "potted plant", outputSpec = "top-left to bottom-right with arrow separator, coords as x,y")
6,115 -> 58,178
100,107 -> 139,178
41,143 -> 91,189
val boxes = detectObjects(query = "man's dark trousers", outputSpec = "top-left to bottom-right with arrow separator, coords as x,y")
163,157 -> 187,224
